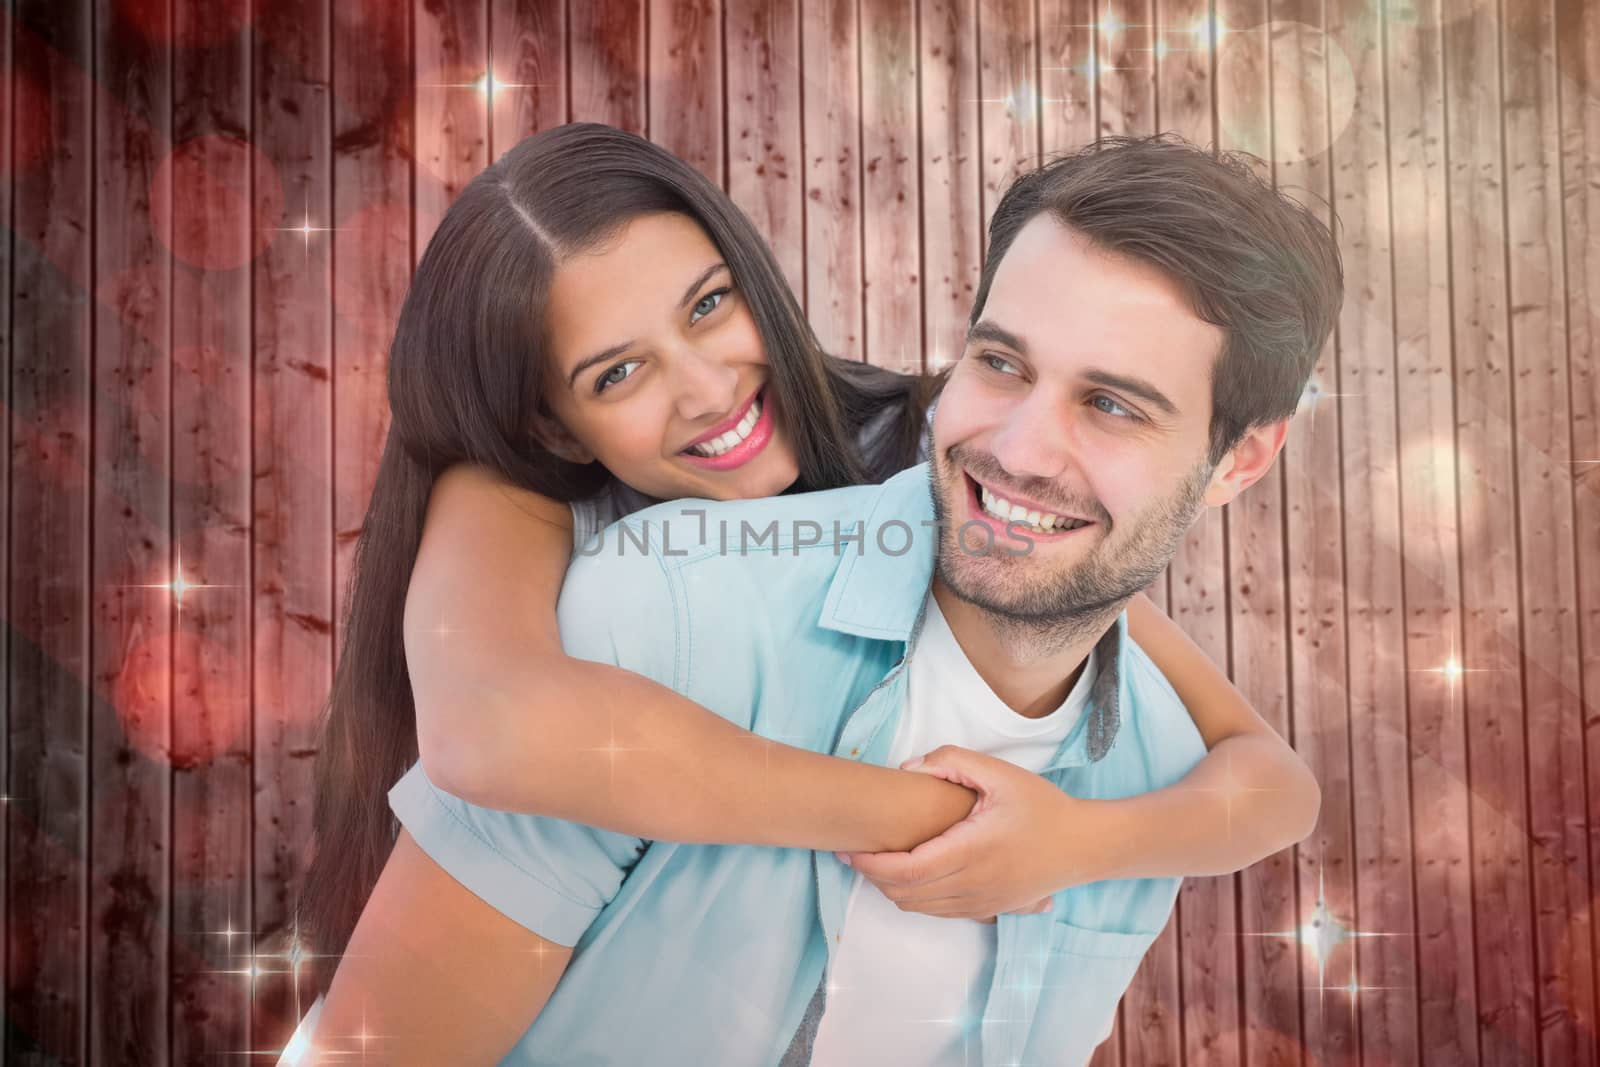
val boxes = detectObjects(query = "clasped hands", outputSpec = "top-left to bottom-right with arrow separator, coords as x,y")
835,746 -> 1101,923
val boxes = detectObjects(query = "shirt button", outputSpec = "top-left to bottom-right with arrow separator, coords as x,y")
850,747 -> 859,756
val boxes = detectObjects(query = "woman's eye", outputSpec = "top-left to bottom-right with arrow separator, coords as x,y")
1092,394 -> 1133,419
595,360 -> 642,394
689,288 -> 729,324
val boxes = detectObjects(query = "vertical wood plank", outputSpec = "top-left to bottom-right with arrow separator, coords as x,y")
1170,4 -> 1264,1064
7,7 -> 92,1063
489,0 -> 566,155
726,0 -> 804,298
89,0 -> 172,1060
1115,4 -> 1211,1064
414,0 -> 488,257
1097,0 -> 1157,138
1388,1 -> 1477,1062
334,0 -> 415,614
165,0 -> 256,1059
801,0 -> 862,356
917,0 -> 980,372
1168,500 -> 1237,1065
977,0 -> 1038,233
1153,0 -> 1214,145
860,0 -> 921,372
1038,0 -> 1096,157
0,9 -> 11,1057
252,0 -> 335,1048
569,0 -> 646,131
648,0 -> 722,183
1558,0 -> 1600,1052
1443,2 -> 1537,1061
1329,1 -> 1422,1065
1270,9 -> 1354,1063
1503,0 -> 1596,1061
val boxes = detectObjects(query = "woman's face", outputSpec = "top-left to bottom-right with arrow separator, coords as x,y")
541,212 -> 801,503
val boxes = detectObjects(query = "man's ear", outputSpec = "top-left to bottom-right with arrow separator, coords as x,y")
527,410 -> 595,465
1202,418 -> 1289,507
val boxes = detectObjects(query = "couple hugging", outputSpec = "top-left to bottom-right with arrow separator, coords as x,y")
289,122 -> 1342,1066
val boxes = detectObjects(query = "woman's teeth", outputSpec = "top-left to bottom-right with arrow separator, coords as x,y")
685,395 -> 762,457
979,485 -> 1090,534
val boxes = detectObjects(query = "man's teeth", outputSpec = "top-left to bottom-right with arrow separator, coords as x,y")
686,396 -> 762,457
979,486 -> 1089,533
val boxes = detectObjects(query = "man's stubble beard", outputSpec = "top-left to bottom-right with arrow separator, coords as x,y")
929,451 -> 1214,656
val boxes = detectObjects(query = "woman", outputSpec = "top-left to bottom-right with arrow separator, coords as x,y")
294,124 -> 1318,1060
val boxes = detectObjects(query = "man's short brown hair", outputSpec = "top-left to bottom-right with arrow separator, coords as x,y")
972,135 -> 1345,464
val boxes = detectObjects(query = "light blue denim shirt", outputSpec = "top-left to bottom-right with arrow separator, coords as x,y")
389,462 -> 1207,1066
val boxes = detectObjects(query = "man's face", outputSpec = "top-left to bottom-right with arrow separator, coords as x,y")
930,215 -> 1230,624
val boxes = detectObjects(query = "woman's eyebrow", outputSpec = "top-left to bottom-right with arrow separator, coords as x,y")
567,340 -> 633,390
566,263 -> 732,391
676,262 -> 727,309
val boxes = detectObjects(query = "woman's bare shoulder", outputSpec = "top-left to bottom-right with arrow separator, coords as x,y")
407,463 -> 574,667
427,462 -> 575,534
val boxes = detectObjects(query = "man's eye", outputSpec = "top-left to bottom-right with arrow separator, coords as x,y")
1091,394 -> 1133,419
980,353 -> 1021,376
689,289 -> 728,324
595,360 -> 642,394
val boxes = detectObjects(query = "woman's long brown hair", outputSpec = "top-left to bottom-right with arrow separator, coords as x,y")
296,123 -> 937,985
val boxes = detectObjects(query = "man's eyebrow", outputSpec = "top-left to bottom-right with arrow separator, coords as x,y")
566,264 -> 731,391
966,319 -> 1029,354
677,263 -> 728,310
1084,369 -> 1180,418
968,318 -> 1181,417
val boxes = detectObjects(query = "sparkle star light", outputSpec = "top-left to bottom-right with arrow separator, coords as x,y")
577,717 -> 652,791
910,972 -> 984,1066
1173,747 -> 1284,839
1255,869 -> 1391,1007
1190,14 -> 1230,44
1296,376 -> 1362,447
1411,653 -> 1498,684
423,68 -> 547,102
123,551 -> 227,612
202,902 -> 248,954
966,79 -> 1040,122
273,193 -> 338,264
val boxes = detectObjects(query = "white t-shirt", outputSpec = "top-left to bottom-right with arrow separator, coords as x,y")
808,591 -> 1096,1067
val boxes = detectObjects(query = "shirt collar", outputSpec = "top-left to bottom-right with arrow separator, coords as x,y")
815,462 -> 1126,762
816,463 -> 940,642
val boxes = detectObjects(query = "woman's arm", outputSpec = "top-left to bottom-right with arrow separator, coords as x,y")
310,831 -> 573,1065
1105,592 -> 1321,878
409,464 -> 974,854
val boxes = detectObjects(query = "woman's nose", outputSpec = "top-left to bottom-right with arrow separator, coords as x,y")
671,348 -> 740,422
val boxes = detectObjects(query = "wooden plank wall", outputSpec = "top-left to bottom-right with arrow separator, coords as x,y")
3,1 -> 1597,1063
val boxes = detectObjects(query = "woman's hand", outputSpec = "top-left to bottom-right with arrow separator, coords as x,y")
837,746 -> 1088,920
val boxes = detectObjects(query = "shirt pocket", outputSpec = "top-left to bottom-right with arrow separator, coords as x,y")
1049,920 -> 1160,960
1027,921 -> 1162,1063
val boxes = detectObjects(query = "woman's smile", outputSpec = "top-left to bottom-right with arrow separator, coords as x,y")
676,386 -> 776,471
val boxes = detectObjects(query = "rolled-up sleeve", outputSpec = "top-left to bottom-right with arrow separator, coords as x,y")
388,763 -> 643,946
390,518 -> 684,946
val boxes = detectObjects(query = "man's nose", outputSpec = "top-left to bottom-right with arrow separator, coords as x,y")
988,392 -> 1077,482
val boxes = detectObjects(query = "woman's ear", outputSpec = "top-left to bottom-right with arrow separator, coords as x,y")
527,411 -> 595,465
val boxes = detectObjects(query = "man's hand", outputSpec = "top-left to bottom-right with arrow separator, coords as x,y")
837,746 -> 1098,921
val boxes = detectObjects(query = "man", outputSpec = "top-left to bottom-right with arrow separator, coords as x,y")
317,135 -> 1341,1066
